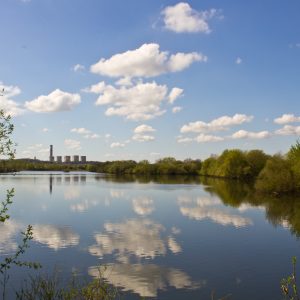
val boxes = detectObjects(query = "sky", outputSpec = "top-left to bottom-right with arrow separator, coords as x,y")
0,0 -> 300,162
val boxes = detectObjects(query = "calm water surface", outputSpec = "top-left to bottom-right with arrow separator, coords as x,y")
1,171 -> 300,299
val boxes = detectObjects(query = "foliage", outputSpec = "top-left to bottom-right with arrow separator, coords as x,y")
281,257 -> 300,300
255,155 -> 295,194
15,269 -> 118,300
0,110 -> 15,159
287,140 -> 300,190
245,149 -> 269,178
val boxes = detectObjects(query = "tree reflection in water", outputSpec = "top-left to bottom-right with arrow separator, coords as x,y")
200,177 -> 300,237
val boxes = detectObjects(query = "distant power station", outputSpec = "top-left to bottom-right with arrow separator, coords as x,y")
49,145 -> 86,163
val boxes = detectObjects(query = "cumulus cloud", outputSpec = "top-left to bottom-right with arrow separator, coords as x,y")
177,136 -> 194,143
172,106 -> 182,114
71,127 -> 91,135
162,2 -> 219,33
0,82 -> 25,116
71,127 -> 100,139
132,134 -> 155,142
87,81 -> 172,121
231,130 -> 271,139
73,64 -> 85,72
180,114 -> 253,133
110,142 -> 125,148
115,77 -> 133,86
82,81 -> 106,94
64,139 -> 81,150
274,114 -> 300,124
84,133 -> 100,139
195,133 -> 224,143
275,125 -> 300,136
25,89 -> 81,113
134,124 -> 156,134
90,43 -> 206,78
168,87 -> 183,104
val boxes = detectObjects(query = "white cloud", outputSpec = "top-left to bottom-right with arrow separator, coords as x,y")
84,133 -> 100,139
90,81 -> 171,121
172,106 -> 182,114
195,134 -> 224,143
275,125 -> 300,136
71,127 -> 91,135
0,82 -> 25,117
134,124 -> 156,134
162,2 -> 219,34
132,134 -> 155,142
110,142 -> 125,148
82,81 -> 106,94
64,139 -> 81,150
73,64 -> 85,72
105,134 -> 111,139
25,89 -> 81,113
180,114 -> 253,133
274,114 -> 300,124
115,77 -> 133,86
168,87 -> 183,104
235,57 -> 242,64
71,128 -> 100,139
42,128 -> 49,132
177,137 -> 194,143
231,130 -> 271,139
90,43 -> 205,78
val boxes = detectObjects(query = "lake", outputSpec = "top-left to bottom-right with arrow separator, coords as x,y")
0,171 -> 299,299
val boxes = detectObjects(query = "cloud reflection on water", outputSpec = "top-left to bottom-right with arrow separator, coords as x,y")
89,219 -> 181,260
0,220 -> 22,254
178,195 -> 253,228
89,263 -> 204,298
33,224 -> 80,250
132,196 -> 154,216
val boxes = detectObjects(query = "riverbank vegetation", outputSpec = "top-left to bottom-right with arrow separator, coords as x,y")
1,141 -> 299,195
0,141 -> 300,196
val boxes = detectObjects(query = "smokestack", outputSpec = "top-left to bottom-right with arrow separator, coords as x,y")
49,145 -> 54,162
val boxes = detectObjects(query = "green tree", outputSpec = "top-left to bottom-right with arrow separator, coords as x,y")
287,140 -> 300,189
255,155 -> 295,194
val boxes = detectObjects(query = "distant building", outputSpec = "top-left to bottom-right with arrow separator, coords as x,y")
64,156 -> 71,163
73,155 -> 79,163
81,156 -> 86,163
49,145 -> 54,162
57,156 -> 62,163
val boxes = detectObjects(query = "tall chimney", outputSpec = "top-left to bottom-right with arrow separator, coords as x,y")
49,145 -> 54,162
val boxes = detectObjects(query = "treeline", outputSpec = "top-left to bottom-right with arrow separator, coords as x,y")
0,159 -> 86,173
1,141 -> 300,195
86,157 -> 202,175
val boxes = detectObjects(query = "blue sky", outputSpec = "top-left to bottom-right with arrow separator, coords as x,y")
1,0 -> 300,161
